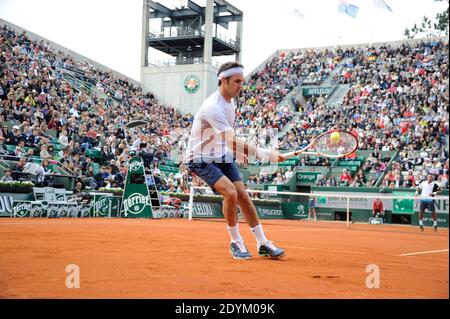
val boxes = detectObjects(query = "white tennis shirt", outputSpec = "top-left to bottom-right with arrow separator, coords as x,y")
418,180 -> 437,202
185,90 -> 235,162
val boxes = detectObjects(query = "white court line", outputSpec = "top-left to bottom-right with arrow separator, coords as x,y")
399,249 -> 449,256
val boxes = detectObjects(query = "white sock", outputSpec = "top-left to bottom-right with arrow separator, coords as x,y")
433,220 -> 437,227
419,220 -> 423,226
227,223 -> 243,243
250,224 -> 268,246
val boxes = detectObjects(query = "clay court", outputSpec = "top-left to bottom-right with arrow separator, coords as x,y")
0,218 -> 448,299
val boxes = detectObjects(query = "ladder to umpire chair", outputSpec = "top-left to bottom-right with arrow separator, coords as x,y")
145,174 -> 161,211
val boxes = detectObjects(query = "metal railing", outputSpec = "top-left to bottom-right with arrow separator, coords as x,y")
60,72 -> 92,93
149,26 -> 239,48
149,57 -> 220,67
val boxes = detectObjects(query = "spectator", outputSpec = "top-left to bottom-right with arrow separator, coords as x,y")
82,165 -> 97,189
114,165 -> 127,188
285,167 -> 294,181
12,157 -> 29,181
366,176 -> 376,187
35,159 -> 54,187
14,140 -> 26,158
436,175 -> 447,189
58,129 -> 69,148
100,145 -> 115,165
308,196 -> 317,221
81,157 -> 92,174
0,168 -> 14,182
349,176 -> 361,187
355,169 -> 367,185
39,144 -> 52,161
340,169 -> 352,185
94,166 -> 107,189
372,198 -> 385,221
73,180 -> 90,203
0,136 -> 9,156
404,170 -> 415,188
25,148 -> 35,162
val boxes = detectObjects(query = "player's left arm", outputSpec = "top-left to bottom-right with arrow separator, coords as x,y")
432,183 -> 440,196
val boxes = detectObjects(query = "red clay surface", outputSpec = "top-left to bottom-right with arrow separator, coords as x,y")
0,218 -> 448,298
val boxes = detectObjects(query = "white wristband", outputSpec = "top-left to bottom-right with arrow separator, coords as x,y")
256,148 -> 271,161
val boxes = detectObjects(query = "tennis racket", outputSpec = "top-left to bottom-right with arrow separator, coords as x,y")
282,130 -> 358,160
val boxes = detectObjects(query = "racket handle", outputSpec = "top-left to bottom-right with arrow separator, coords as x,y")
284,150 -> 302,159
282,151 -> 297,159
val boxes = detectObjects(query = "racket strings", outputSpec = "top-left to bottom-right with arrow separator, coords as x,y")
314,132 -> 357,157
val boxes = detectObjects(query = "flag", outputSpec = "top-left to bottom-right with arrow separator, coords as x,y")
292,9 -> 305,19
374,0 -> 393,12
338,0 -> 359,18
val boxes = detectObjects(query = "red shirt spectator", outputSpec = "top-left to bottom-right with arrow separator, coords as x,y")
340,169 -> 352,183
86,128 -> 97,138
372,199 -> 384,217
384,170 -> 396,182
399,121 -> 409,134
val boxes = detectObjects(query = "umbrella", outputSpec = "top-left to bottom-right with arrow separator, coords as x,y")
124,120 -> 150,129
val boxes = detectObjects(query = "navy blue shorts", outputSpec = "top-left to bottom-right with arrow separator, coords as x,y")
420,200 -> 435,212
187,158 -> 242,188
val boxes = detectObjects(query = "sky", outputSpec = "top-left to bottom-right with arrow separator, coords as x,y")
0,0 -> 448,81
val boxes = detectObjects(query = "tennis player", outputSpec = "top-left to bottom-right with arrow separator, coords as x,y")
416,174 -> 440,232
185,62 -> 286,260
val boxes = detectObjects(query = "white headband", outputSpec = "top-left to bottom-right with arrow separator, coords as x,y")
218,67 -> 244,80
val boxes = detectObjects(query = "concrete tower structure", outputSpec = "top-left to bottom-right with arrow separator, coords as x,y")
140,0 -> 243,114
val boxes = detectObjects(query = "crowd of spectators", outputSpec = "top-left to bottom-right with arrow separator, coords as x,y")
278,40 -> 449,189
0,24 -> 193,191
247,167 -> 295,185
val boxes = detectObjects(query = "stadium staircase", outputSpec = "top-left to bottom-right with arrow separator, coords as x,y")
323,57 -> 353,107
322,57 -> 352,87
55,63 -> 120,108
60,72 -> 93,93
276,57 -> 354,140
325,83 -> 351,108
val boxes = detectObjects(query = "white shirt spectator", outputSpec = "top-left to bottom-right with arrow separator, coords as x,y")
58,133 -> 69,147
69,107 -> 79,118
285,169 -> 294,181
